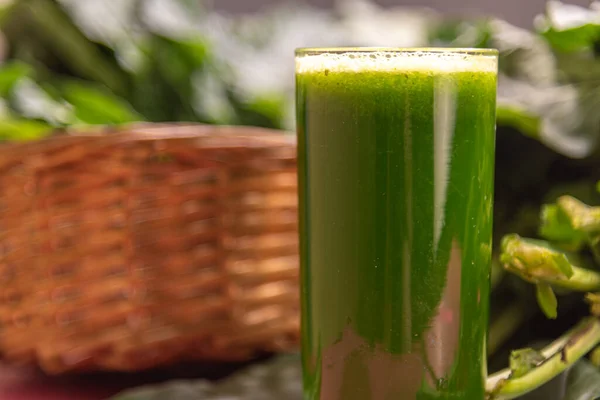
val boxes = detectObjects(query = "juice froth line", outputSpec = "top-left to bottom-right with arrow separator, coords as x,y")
296,50 -> 497,74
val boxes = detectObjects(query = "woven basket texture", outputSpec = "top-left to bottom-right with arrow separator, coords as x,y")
0,123 -> 300,374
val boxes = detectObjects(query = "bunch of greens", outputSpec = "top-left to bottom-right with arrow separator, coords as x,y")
487,187 -> 600,399
0,0 -> 599,399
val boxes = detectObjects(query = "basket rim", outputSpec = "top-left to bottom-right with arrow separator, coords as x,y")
0,123 -> 296,168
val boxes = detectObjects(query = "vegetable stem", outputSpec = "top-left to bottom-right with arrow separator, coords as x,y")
553,265 -> 600,292
486,317 -> 600,399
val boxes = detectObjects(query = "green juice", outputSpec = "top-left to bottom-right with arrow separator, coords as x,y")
296,49 -> 498,400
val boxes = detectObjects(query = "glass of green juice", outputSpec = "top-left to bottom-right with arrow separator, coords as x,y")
295,48 -> 498,400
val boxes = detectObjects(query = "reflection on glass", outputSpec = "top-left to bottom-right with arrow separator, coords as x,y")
296,48 -> 498,399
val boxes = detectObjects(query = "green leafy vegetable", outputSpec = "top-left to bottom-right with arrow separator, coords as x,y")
500,234 -> 574,283
540,196 -> 600,262
539,204 -> 587,251
0,119 -> 52,141
0,61 -> 33,96
60,80 -> 140,124
535,1 -> 600,53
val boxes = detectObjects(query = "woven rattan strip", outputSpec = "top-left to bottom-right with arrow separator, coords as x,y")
0,124 -> 299,374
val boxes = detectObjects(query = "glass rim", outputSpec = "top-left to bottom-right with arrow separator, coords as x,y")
295,47 -> 499,57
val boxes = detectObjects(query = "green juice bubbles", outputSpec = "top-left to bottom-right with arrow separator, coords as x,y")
296,48 -> 498,400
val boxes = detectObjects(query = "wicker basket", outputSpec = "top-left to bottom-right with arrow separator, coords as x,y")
0,123 -> 300,374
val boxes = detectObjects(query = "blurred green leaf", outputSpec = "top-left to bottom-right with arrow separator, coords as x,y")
132,34 -> 208,122
500,234 -> 575,283
10,77 -> 72,125
428,18 -> 492,48
487,18 -> 600,158
0,61 -> 33,96
5,0 -> 129,95
0,118 -> 52,141
535,1 -> 600,53
495,105 -> 541,139
536,282 -> 559,319
229,93 -> 286,129
60,80 -> 141,125
0,0 -> 17,26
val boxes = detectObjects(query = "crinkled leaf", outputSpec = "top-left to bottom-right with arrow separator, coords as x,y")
553,52 -> 600,152
490,19 -> 557,85
539,204 -> 587,250
495,76 -> 595,159
510,348 -> 545,379
556,196 -> 600,234
535,1 -> 600,53
489,18 -> 600,158
540,196 -> 600,262
500,234 -> 575,282
536,282 -> 558,319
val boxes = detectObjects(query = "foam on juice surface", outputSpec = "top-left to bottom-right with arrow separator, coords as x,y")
296,50 -> 497,74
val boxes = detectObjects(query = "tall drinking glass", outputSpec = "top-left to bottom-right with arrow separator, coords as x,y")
295,48 -> 498,399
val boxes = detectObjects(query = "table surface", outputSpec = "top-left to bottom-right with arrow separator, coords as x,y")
0,358 -> 265,400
